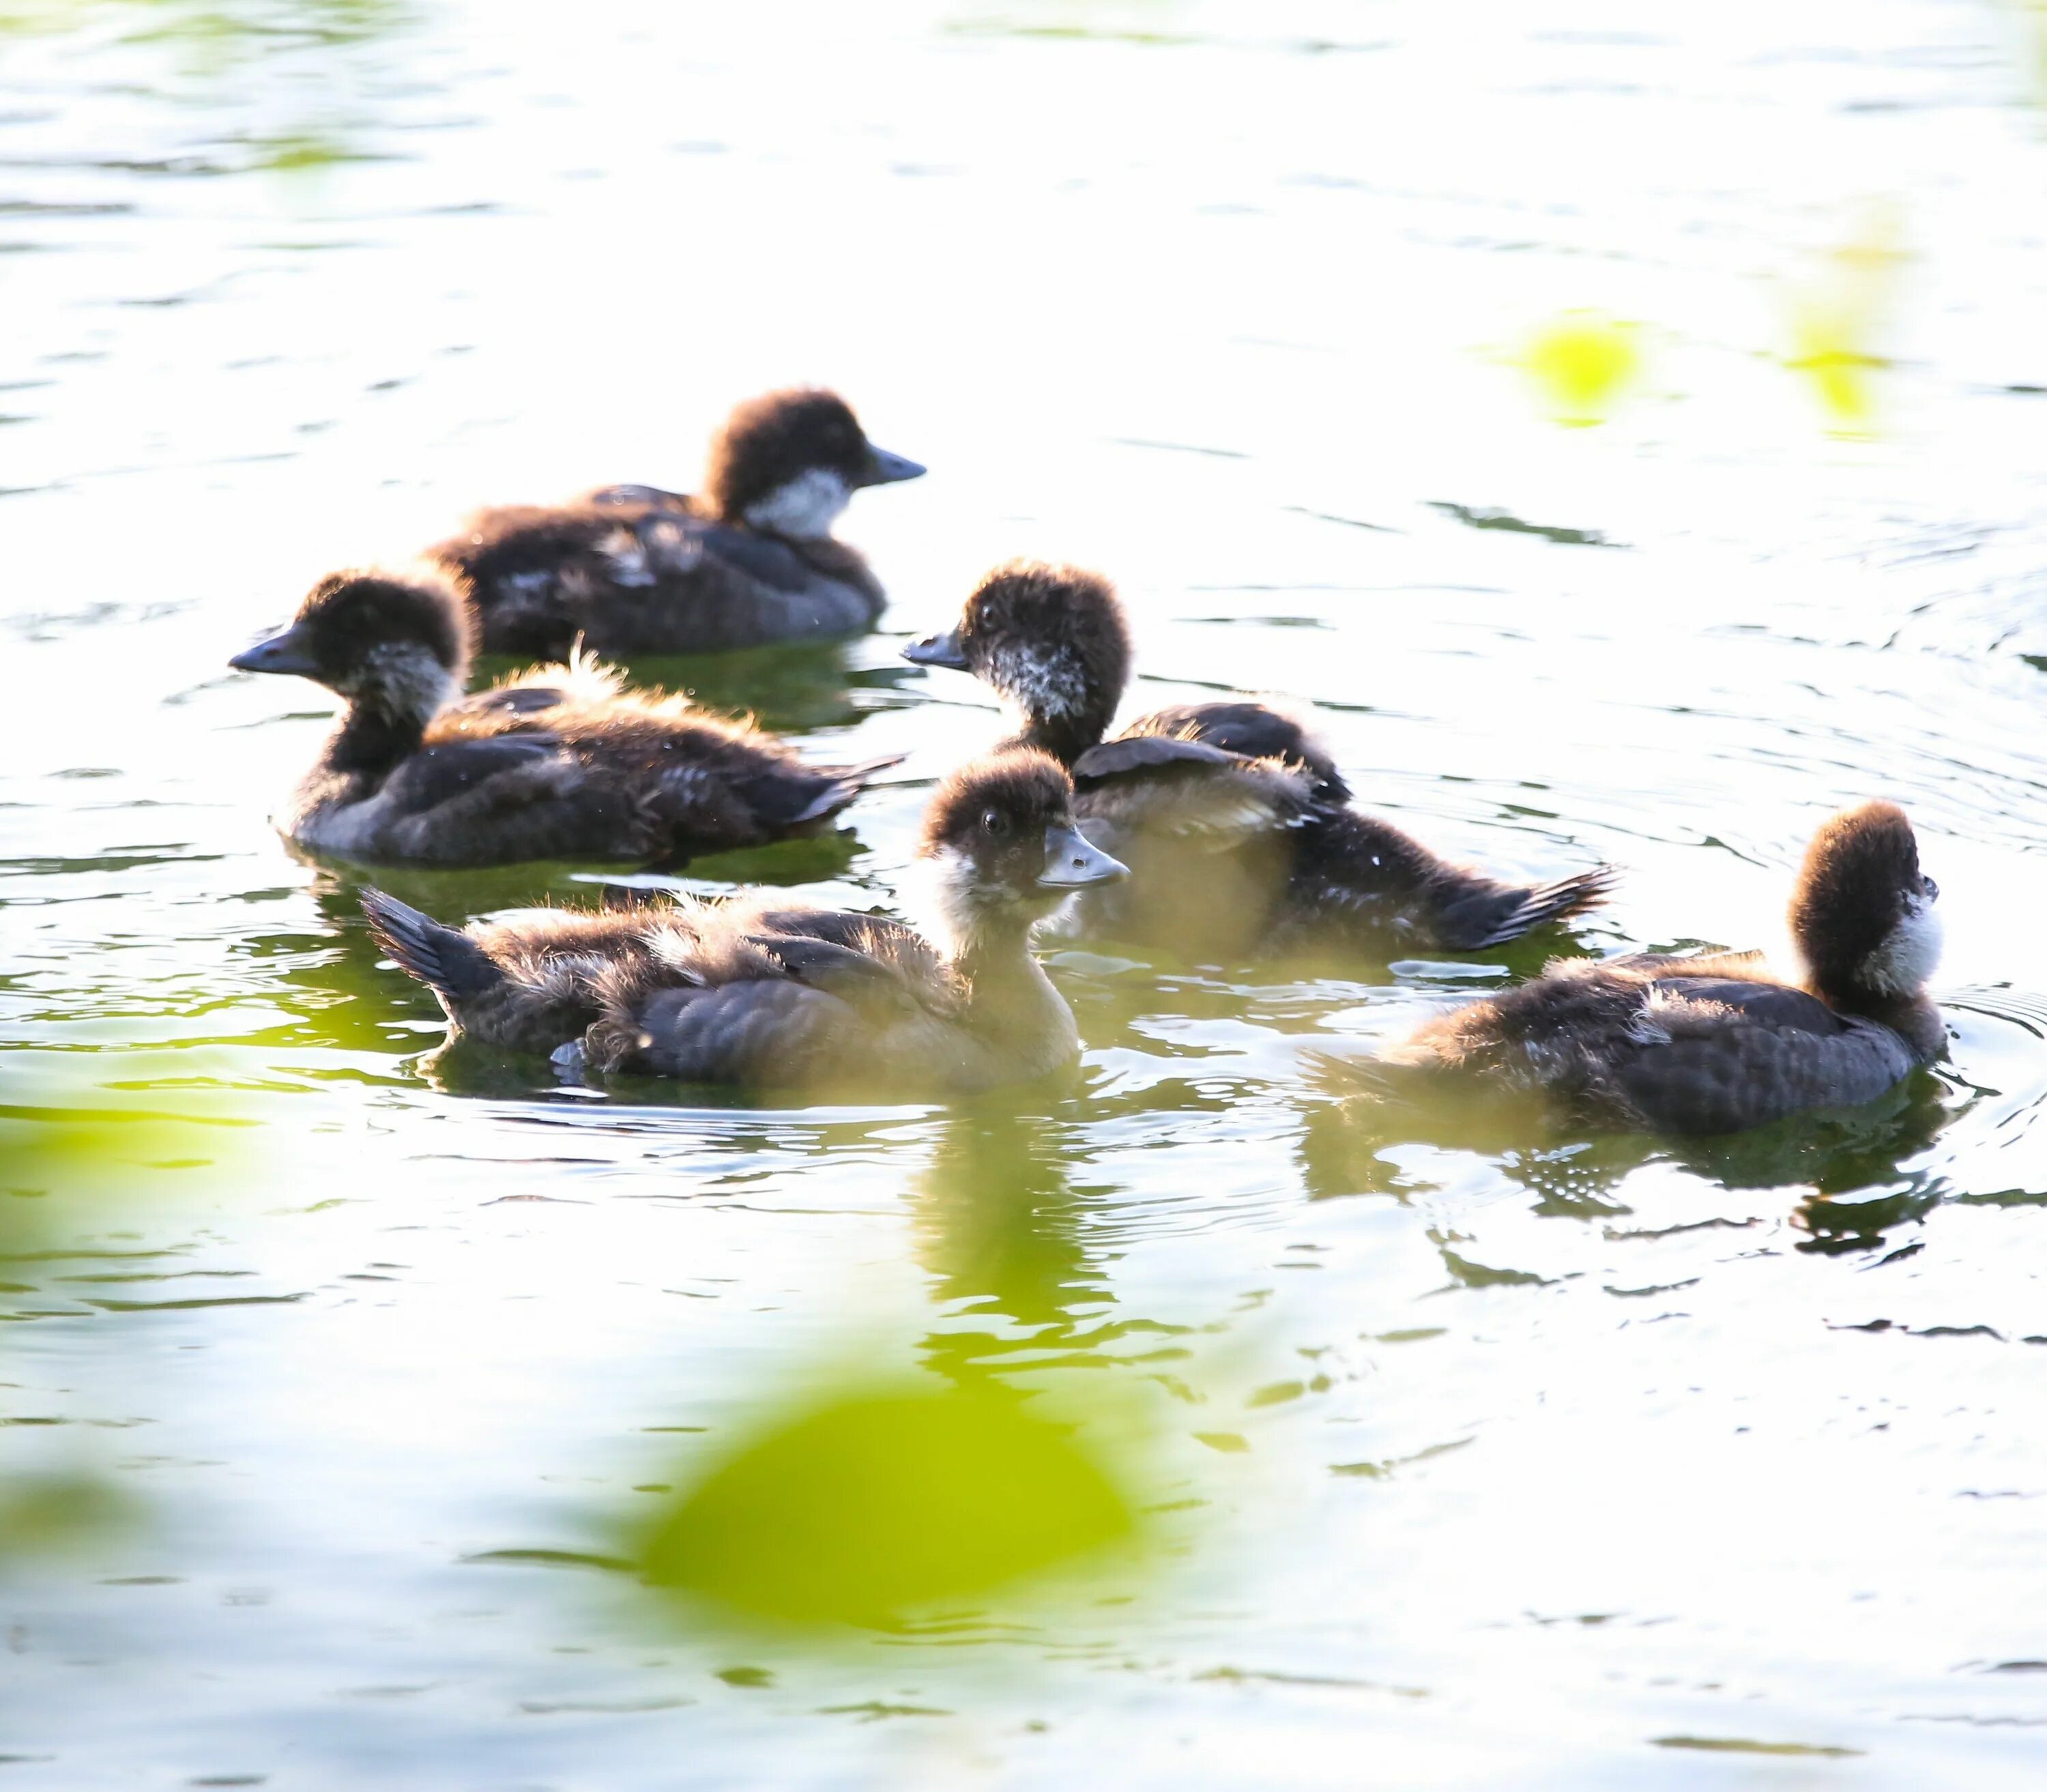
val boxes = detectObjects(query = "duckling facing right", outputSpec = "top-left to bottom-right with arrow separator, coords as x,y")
1376,801 -> 1946,1135
360,749 -> 1128,1096
428,387 -> 925,659
903,560 -> 1615,962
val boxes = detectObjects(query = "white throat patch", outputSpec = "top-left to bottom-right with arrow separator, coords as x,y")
1860,896 -> 1943,996
990,643 -> 1088,721
742,467 -> 852,540
352,642 -> 457,725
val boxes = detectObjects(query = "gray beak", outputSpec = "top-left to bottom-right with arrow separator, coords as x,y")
858,444 -> 927,487
1037,823 -> 1128,888
230,624 -> 320,678
901,628 -> 970,671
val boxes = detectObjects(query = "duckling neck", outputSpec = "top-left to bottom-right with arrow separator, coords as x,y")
1008,703 -> 1113,770
325,697 -> 431,779
1825,983 -> 1946,1061
954,915 -> 1069,1037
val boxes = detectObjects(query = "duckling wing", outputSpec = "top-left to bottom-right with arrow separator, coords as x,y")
618,976 -> 869,1086
377,734 -> 564,817
1608,975 -> 1923,1133
1073,736 -> 1318,843
746,912 -> 961,1015
1131,702 -> 1350,804
742,933 -> 946,1022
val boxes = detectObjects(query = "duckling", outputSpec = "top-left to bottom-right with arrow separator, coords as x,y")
903,560 -> 1614,962
1377,801 -> 1945,1135
428,388 -> 925,659
359,749 -> 1128,1095
230,569 -> 898,869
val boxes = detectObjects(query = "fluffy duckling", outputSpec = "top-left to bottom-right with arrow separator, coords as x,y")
231,570 -> 897,869
429,388 -> 925,659
1379,802 -> 1945,1134
360,750 -> 1128,1095
903,561 -> 1614,961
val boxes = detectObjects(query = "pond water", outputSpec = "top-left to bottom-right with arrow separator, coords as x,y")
5,1 -> 2047,1785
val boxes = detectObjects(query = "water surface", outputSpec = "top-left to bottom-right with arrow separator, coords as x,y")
4,3 -> 2047,1787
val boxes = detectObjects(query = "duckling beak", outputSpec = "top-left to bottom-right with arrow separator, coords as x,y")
901,628 -> 970,671
1037,824 -> 1128,888
858,444 -> 927,487
229,624 -> 320,678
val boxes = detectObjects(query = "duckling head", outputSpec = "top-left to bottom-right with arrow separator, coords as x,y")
706,387 -> 923,539
903,560 -> 1131,758
1788,800 -> 1943,1002
912,748 -> 1127,952
230,570 -> 469,728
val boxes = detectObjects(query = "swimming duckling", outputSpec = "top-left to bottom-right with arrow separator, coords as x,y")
428,388 -> 925,659
903,560 -> 1614,961
1377,801 -> 1945,1135
230,569 -> 897,869
359,749 -> 1128,1095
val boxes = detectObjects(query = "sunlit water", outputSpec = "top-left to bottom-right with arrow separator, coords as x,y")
5,1 -> 2047,1785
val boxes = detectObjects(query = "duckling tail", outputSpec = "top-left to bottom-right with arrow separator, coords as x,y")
1459,863 -> 1620,950
790,751 -> 908,825
360,888 -> 504,1002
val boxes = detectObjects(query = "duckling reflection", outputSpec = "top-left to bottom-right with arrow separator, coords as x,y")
1302,1045 -> 1954,1221
908,1103 -> 1122,1390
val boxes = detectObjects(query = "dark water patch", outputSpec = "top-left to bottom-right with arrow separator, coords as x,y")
79,1293 -> 303,1313
1826,1318 -> 2015,1342
1651,1735 -> 1862,1758
461,1546 -> 632,1572
1427,502 -> 1621,547
1331,1436 -> 1473,1479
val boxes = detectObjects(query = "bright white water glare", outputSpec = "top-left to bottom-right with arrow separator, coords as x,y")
3,1 -> 2046,1787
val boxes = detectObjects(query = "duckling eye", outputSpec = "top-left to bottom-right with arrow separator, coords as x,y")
980,807 -> 1008,838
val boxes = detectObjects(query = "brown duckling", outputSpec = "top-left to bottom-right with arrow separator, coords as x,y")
428,388 -> 924,659
1378,801 -> 1945,1135
360,749 -> 1128,1095
230,569 -> 897,869
903,560 -> 1614,962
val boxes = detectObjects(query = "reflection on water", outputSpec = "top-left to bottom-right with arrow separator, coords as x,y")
912,1103 -> 1116,1383
8,0 -> 2047,1787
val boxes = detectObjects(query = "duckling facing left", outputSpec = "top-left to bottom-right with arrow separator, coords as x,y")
904,560 -> 1615,963
230,570 -> 898,869
1375,801 -> 1946,1135
360,749 -> 1129,1095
